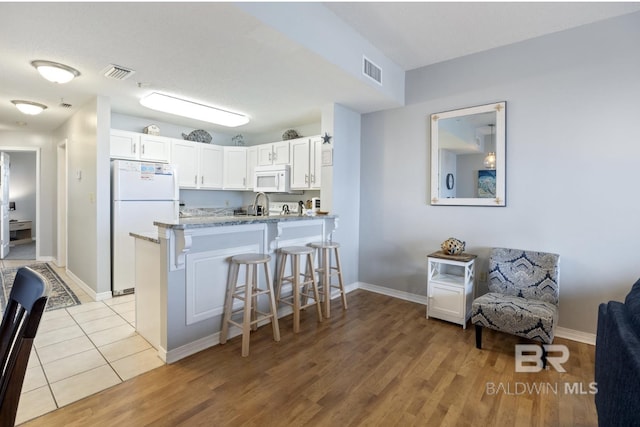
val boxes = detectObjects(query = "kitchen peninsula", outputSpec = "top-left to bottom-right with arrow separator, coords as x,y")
131,214 -> 337,363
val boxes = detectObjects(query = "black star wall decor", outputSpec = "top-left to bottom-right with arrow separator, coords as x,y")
321,132 -> 332,144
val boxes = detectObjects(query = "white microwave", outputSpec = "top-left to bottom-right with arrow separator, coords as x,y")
254,165 -> 291,193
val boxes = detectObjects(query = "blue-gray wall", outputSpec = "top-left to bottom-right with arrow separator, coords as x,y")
359,12 -> 640,334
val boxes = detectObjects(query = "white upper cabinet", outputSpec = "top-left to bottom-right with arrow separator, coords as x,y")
171,140 -> 223,189
110,129 -> 171,163
246,146 -> 258,191
223,146 -> 248,190
139,135 -> 172,162
110,130 -> 139,160
290,136 -> 322,190
257,141 -> 290,166
198,144 -> 224,189
171,140 -> 199,188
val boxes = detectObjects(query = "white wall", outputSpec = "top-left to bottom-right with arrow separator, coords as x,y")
322,103 -> 360,286
53,96 -> 111,297
359,12 -> 640,334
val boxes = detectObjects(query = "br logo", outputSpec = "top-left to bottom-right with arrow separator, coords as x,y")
515,344 -> 570,373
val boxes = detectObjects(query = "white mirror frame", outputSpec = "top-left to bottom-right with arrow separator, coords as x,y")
430,101 -> 506,206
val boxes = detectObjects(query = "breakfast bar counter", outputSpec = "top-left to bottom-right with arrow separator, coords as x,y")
132,214 -> 337,363
154,213 -> 337,229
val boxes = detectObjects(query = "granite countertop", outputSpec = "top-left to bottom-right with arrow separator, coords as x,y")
130,231 -> 161,243
154,214 -> 336,230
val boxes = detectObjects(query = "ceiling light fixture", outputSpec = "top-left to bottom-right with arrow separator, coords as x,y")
483,124 -> 496,169
11,100 -> 48,115
139,92 -> 249,127
31,60 -> 81,84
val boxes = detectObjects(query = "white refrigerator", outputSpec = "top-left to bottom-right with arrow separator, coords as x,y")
111,160 -> 178,296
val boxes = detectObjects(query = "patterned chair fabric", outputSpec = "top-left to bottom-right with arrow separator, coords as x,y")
471,248 -> 560,344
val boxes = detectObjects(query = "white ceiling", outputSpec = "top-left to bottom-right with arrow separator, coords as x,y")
325,2 -> 640,71
1,2 -> 639,136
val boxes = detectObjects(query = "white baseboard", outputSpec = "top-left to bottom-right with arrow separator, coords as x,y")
37,256 -> 56,262
65,269 -> 112,301
356,281 -> 429,306
162,305 -> 299,363
555,327 -> 596,345
162,335 -> 218,364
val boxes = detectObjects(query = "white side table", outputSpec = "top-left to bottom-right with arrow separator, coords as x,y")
426,251 -> 477,329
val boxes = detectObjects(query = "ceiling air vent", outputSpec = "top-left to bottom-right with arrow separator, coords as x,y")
59,101 -> 72,109
363,56 -> 382,85
103,64 -> 136,81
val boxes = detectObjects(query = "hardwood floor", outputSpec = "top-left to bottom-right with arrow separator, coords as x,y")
23,290 -> 597,426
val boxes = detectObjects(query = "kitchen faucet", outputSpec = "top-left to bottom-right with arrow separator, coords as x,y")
253,192 -> 269,216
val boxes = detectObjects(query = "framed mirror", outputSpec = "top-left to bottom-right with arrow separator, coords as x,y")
430,101 -> 506,206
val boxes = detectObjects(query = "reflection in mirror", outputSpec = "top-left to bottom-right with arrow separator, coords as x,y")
430,102 -> 506,206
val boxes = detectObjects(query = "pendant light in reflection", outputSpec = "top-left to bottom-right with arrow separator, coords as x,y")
483,124 -> 496,169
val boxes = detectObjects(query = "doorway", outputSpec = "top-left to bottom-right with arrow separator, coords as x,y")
0,148 -> 40,261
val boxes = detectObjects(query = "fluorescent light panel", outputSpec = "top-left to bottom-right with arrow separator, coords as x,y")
140,92 -> 249,127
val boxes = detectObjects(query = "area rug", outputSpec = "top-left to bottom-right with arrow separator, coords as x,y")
0,263 -> 80,312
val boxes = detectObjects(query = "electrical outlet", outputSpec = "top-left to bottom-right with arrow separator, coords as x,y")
479,272 -> 487,282
225,200 -> 229,207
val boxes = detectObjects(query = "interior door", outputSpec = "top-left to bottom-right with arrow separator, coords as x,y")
0,152 -> 10,258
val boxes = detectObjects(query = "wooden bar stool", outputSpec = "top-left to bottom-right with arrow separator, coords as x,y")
308,241 -> 347,318
220,253 -> 280,357
275,246 -> 323,333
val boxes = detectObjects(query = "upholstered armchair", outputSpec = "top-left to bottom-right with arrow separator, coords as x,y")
471,248 -> 560,349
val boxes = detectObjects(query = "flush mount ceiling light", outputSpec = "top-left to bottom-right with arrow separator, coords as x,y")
139,92 -> 249,127
31,60 -> 80,84
11,100 -> 48,115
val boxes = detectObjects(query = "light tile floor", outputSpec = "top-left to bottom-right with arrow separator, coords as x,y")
2,259 -> 165,425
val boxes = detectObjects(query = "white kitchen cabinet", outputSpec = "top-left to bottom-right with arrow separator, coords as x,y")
110,129 -> 171,163
185,244 -> 260,325
223,146 -> 248,189
246,146 -> 258,190
290,136 -> 322,190
426,251 -> 477,329
139,134 -> 172,162
171,140 -> 199,188
199,144 -> 224,189
171,140 -> 223,189
110,129 -> 139,160
257,141 -> 290,166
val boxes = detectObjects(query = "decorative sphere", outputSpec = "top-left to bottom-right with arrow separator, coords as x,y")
441,238 -> 465,255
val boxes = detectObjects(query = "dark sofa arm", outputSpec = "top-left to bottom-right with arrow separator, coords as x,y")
595,301 -> 640,426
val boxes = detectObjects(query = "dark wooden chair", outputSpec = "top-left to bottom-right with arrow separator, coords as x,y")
0,267 -> 50,427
